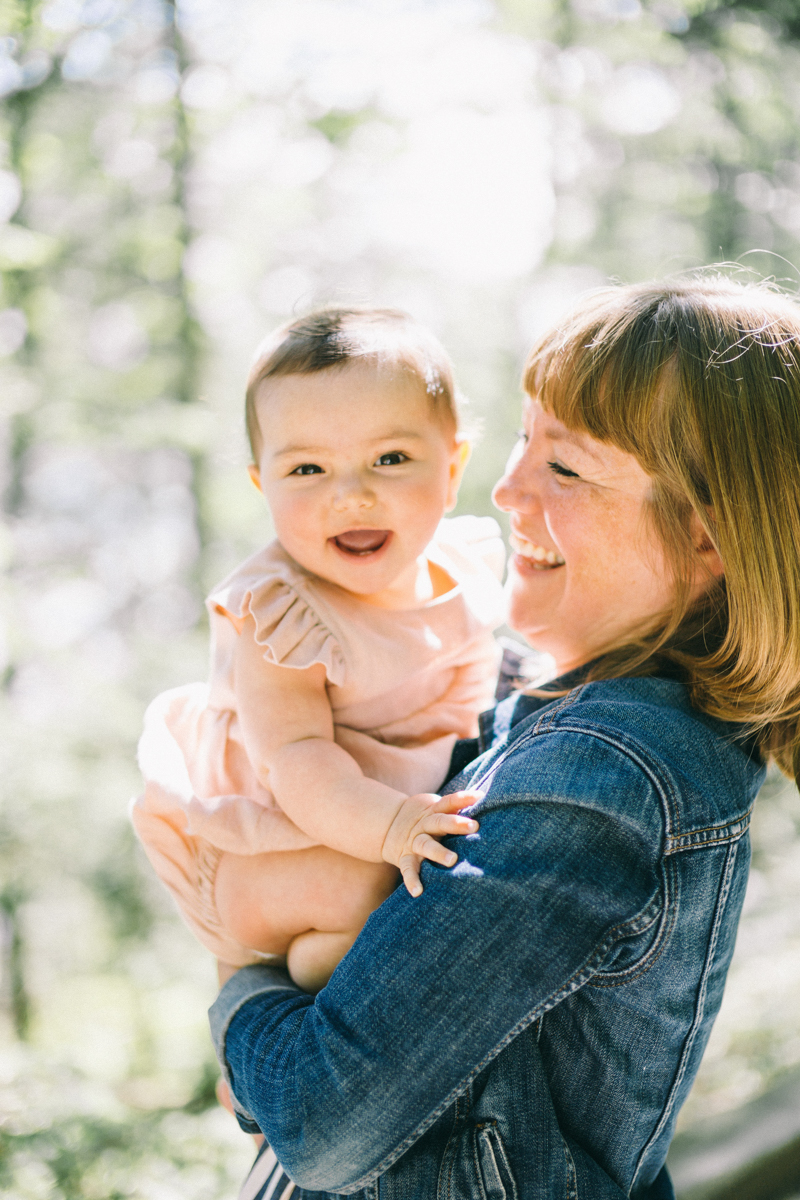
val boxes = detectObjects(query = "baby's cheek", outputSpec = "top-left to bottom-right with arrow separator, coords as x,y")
273,496 -> 315,543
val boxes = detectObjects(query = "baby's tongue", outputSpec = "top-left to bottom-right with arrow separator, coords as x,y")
334,529 -> 390,554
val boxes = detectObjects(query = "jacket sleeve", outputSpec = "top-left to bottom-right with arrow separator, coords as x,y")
209,729 -> 664,1194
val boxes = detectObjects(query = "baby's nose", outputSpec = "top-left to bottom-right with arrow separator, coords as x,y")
333,473 -> 375,509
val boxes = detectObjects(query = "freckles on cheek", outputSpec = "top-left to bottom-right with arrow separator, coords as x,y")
546,491 -> 591,555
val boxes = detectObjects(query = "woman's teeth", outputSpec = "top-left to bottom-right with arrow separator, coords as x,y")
509,534 -> 565,567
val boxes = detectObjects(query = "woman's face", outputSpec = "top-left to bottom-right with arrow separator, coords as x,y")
492,398 -> 678,674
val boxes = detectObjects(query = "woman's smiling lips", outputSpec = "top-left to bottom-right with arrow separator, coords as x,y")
331,529 -> 392,556
509,532 -> 565,569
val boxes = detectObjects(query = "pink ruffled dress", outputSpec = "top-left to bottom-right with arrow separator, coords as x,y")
132,515 -> 505,965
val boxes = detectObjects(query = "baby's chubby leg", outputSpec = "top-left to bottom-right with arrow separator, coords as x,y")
215,846 -> 398,988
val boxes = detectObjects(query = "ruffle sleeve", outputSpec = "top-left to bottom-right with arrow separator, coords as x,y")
208,565 -> 347,687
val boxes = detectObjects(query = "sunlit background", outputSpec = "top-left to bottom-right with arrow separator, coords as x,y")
1,0 -> 800,1195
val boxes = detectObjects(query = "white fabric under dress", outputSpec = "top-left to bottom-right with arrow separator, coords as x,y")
132,515 -> 505,965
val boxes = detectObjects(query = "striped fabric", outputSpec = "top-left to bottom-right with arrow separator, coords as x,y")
238,1141 -> 296,1200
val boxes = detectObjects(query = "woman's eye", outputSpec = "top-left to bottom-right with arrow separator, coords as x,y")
547,460 -> 579,479
375,452 -> 408,467
290,463 -> 324,476
516,429 -> 529,444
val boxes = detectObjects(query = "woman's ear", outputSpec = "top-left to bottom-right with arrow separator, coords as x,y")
445,436 -> 471,512
248,463 -> 263,494
690,510 -> 725,579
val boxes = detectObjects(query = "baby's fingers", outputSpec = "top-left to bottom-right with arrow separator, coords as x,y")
399,853 -> 424,898
435,790 -> 484,813
422,812 -> 479,838
412,832 -> 458,869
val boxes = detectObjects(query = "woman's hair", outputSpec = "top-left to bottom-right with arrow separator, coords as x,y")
524,271 -> 800,779
245,307 -> 460,456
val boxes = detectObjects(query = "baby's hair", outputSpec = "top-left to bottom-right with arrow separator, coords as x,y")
246,307 -> 460,457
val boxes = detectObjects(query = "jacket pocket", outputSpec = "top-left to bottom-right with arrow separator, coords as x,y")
473,1122 -> 519,1200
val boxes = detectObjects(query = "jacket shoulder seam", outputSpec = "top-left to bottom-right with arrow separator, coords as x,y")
526,715 -> 751,847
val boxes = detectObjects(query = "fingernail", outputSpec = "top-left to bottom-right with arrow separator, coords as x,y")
412,886 -> 422,897
468,820 -> 479,830
446,852 -> 457,866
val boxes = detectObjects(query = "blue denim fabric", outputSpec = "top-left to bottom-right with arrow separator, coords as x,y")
209,676 -> 765,1199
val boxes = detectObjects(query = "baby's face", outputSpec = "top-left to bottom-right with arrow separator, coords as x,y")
250,361 -> 467,605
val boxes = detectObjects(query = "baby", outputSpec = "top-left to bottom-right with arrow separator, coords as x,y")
133,308 -> 505,992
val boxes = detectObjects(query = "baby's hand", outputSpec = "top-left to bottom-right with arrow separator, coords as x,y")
382,790 -> 481,898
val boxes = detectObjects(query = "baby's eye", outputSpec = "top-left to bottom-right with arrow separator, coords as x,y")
290,463 -> 324,476
547,460 -> 579,479
374,452 -> 409,467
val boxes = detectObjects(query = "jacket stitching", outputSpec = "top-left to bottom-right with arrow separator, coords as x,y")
561,1136 -> 578,1200
629,838 -> 740,1191
531,686 -> 585,738
472,715 -> 682,844
665,812 -> 753,852
588,858 -> 678,987
667,813 -> 752,839
478,1124 -> 519,1200
470,691 -> 585,797
472,1121 -> 504,1200
533,722 -> 681,841
468,701 -> 677,839
470,1128 -> 482,1195
502,718 -> 751,851
440,1092 -> 466,1200
342,894 -> 663,1190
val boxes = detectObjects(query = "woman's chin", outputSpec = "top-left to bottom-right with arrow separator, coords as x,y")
506,563 -> 562,623
505,596 -> 570,670
505,602 -> 549,651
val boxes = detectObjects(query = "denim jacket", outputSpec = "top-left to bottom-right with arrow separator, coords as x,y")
209,676 -> 765,1199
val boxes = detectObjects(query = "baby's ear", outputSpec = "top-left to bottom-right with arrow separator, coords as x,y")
248,463 -> 263,494
445,436 -> 471,512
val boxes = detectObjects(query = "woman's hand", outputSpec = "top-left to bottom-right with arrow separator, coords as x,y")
381,790 -> 481,897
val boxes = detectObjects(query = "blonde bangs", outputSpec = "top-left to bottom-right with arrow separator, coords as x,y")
523,288 -> 676,467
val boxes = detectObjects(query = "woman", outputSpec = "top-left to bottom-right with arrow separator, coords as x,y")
209,274 -> 800,1199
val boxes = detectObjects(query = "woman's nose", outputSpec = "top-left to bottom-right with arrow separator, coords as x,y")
492,454 -> 536,514
491,471 -> 515,513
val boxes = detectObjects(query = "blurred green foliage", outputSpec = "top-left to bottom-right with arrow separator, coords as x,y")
0,0 -> 799,1194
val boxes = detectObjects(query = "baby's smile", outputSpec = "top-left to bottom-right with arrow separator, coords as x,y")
332,529 -> 392,556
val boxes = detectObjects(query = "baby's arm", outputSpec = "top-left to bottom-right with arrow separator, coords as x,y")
234,615 -> 479,894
